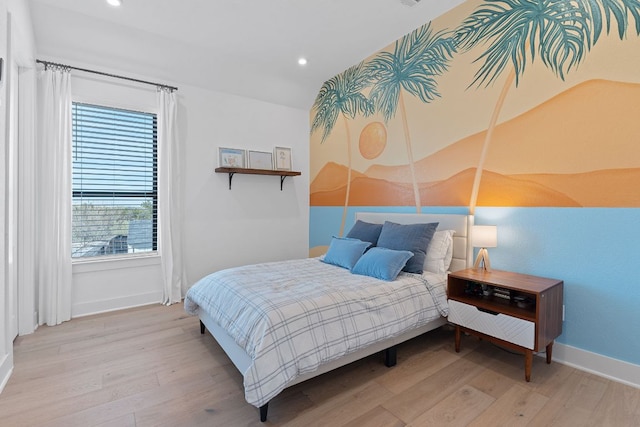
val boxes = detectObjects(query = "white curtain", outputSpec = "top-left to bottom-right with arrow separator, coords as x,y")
158,88 -> 186,305
37,67 -> 73,326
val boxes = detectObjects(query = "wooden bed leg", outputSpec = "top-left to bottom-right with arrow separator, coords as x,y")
384,346 -> 397,367
259,403 -> 269,422
200,320 -> 205,335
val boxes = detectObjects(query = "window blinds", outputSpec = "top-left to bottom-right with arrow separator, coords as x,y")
71,103 -> 157,258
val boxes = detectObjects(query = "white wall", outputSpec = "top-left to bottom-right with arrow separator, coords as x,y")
179,83 -> 310,286
72,256 -> 163,317
0,0 -> 12,393
1,0 -> 38,393
60,68 -> 309,316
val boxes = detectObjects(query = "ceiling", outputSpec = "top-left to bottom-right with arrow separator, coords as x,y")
28,0 -> 465,110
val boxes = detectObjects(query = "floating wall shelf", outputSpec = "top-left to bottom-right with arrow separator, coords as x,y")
215,167 -> 302,190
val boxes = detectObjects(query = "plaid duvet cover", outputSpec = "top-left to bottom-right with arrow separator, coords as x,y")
184,257 -> 448,408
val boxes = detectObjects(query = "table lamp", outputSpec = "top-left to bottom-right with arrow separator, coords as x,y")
472,225 -> 497,271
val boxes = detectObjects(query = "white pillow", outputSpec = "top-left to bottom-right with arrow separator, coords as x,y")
423,230 -> 455,274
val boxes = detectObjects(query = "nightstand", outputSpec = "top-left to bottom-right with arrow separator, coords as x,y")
447,268 -> 563,381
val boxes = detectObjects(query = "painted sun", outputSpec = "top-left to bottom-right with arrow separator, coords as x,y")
359,122 -> 387,160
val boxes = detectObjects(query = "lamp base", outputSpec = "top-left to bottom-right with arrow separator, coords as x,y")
473,248 -> 492,271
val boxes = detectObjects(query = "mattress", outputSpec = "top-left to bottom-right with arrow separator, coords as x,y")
184,257 -> 448,408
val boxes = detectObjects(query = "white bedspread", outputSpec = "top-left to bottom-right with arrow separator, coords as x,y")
184,257 -> 449,408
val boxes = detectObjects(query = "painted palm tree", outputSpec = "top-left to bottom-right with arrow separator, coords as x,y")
366,22 -> 456,213
582,0 -> 640,43
457,0 -> 640,213
311,62 -> 373,236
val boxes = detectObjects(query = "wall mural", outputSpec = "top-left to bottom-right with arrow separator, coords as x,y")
310,0 -> 640,247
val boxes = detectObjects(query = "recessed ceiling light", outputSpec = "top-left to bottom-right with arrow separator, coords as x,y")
106,0 -> 122,7
298,58 -> 308,66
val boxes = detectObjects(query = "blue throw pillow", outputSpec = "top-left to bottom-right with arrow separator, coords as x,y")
346,220 -> 383,247
376,221 -> 439,274
351,247 -> 414,281
322,237 -> 371,270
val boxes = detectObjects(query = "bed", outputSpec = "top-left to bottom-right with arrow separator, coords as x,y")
184,212 -> 473,421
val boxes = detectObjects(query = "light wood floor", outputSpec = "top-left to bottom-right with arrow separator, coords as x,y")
1,304 -> 639,426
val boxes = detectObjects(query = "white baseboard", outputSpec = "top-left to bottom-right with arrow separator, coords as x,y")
0,352 -> 14,395
71,291 -> 163,318
551,343 -> 640,389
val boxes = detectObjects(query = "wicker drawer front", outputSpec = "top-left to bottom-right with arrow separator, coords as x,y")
448,300 -> 535,349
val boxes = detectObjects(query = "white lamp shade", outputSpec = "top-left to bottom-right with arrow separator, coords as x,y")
472,225 -> 497,248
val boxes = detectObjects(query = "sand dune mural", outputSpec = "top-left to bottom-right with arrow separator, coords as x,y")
310,0 -> 640,217
311,167 -> 588,207
311,79 -> 640,207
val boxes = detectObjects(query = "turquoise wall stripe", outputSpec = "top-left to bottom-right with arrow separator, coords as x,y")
475,207 -> 640,365
309,206 -> 469,248
310,206 -> 640,366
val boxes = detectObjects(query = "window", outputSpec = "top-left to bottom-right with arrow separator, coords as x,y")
72,103 -> 157,259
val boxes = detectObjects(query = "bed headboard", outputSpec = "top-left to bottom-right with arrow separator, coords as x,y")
354,212 -> 473,272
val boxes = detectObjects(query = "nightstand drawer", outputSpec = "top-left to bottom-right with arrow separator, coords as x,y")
448,300 -> 535,349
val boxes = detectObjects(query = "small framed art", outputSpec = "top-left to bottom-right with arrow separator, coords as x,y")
248,150 -> 273,170
218,147 -> 246,168
274,146 -> 292,171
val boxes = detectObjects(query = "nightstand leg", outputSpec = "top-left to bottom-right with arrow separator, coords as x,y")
525,349 -> 533,382
455,325 -> 461,353
546,342 -> 553,364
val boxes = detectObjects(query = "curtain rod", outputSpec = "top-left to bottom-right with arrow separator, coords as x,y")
36,59 -> 178,92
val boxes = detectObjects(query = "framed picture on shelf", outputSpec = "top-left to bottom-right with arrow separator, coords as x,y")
248,150 -> 273,170
218,147 -> 246,168
274,146 -> 292,171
